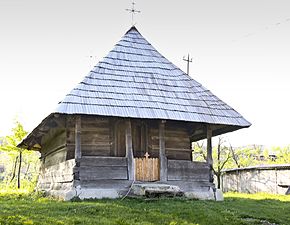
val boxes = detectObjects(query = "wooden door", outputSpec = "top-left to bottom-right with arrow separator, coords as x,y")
135,153 -> 160,181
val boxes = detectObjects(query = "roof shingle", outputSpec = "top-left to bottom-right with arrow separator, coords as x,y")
55,26 -> 250,127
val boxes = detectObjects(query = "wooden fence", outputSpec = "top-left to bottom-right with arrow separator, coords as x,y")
135,155 -> 159,181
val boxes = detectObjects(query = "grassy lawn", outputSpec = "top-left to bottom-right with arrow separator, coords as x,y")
0,191 -> 289,225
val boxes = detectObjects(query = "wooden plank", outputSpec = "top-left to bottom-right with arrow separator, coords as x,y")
67,144 -> 111,157
168,168 -> 209,181
67,129 -> 109,142
44,147 -> 67,167
80,179 -> 131,188
75,116 -> 82,160
125,119 -> 135,181
151,146 -> 192,152
79,166 -> 128,180
167,160 -> 209,181
159,120 -> 167,182
80,157 -> 127,167
134,157 -> 159,181
42,129 -> 66,154
39,159 -> 75,183
68,144 -> 111,151
109,119 -> 115,156
81,133 -> 110,143
168,160 -> 209,169
166,151 -> 191,160
81,149 -> 111,157
206,125 -> 214,183
39,173 -> 74,183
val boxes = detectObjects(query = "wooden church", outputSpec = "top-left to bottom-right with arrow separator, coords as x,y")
18,26 -> 251,200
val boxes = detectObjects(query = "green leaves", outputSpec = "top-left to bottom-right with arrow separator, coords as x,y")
0,120 -> 39,189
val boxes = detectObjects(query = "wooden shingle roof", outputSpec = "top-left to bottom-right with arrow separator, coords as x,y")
55,26 -> 251,127
18,26 -> 251,150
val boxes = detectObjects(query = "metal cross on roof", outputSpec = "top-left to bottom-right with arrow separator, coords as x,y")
183,54 -> 193,75
126,0 -> 141,26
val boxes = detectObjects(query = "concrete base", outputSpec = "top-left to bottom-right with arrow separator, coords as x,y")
46,187 -> 121,200
78,188 -> 120,199
215,189 -> 224,201
184,188 -> 215,200
132,183 -> 182,197
39,182 -> 222,201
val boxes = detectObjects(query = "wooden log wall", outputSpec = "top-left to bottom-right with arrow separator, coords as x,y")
78,157 -> 128,180
148,121 -> 191,160
41,129 -> 67,167
37,159 -> 75,190
66,116 -> 112,159
167,160 -> 210,181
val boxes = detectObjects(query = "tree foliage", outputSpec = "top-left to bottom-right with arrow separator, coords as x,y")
0,121 -> 39,189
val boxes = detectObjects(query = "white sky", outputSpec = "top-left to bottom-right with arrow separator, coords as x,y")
1,0 -> 290,147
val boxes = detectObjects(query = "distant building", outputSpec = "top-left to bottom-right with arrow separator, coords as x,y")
222,164 -> 290,195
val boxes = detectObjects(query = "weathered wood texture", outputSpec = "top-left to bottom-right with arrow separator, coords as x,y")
125,120 -> 135,181
131,121 -> 148,157
66,116 -> 192,161
159,121 -> 167,181
66,116 -> 112,159
75,115 -> 82,160
114,120 -> 126,157
77,157 -> 128,180
38,159 -> 75,186
43,147 -> 67,168
206,125 -> 214,183
135,157 -> 159,181
80,180 -> 132,189
167,160 -> 210,181
41,129 -> 67,167
148,121 -> 191,160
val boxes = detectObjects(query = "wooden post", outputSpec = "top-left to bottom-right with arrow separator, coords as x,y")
159,120 -> 167,182
125,119 -> 135,181
206,125 -> 214,183
75,115 -> 82,161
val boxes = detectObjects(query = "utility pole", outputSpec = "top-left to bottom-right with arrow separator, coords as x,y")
183,54 -> 193,75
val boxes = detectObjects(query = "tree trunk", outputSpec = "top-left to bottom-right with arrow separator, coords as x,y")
17,151 -> 22,189
10,155 -> 19,182
217,172 -> 221,189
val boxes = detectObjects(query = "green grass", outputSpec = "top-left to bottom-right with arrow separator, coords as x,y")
0,190 -> 289,225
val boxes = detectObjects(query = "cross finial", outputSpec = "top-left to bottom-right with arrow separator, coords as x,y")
183,54 -> 193,75
144,152 -> 150,159
126,0 -> 141,26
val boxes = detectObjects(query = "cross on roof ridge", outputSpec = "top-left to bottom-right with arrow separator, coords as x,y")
126,0 -> 141,26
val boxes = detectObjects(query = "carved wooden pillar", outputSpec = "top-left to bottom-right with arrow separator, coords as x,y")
125,119 -> 135,181
159,120 -> 167,182
75,115 -> 82,161
206,125 -> 214,183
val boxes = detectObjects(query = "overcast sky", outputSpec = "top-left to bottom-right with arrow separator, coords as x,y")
1,0 -> 290,147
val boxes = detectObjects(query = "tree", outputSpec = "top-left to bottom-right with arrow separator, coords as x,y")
0,121 -> 27,188
213,137 -> 231,189
271,146 -> 290,164
193,137 -> 231,189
